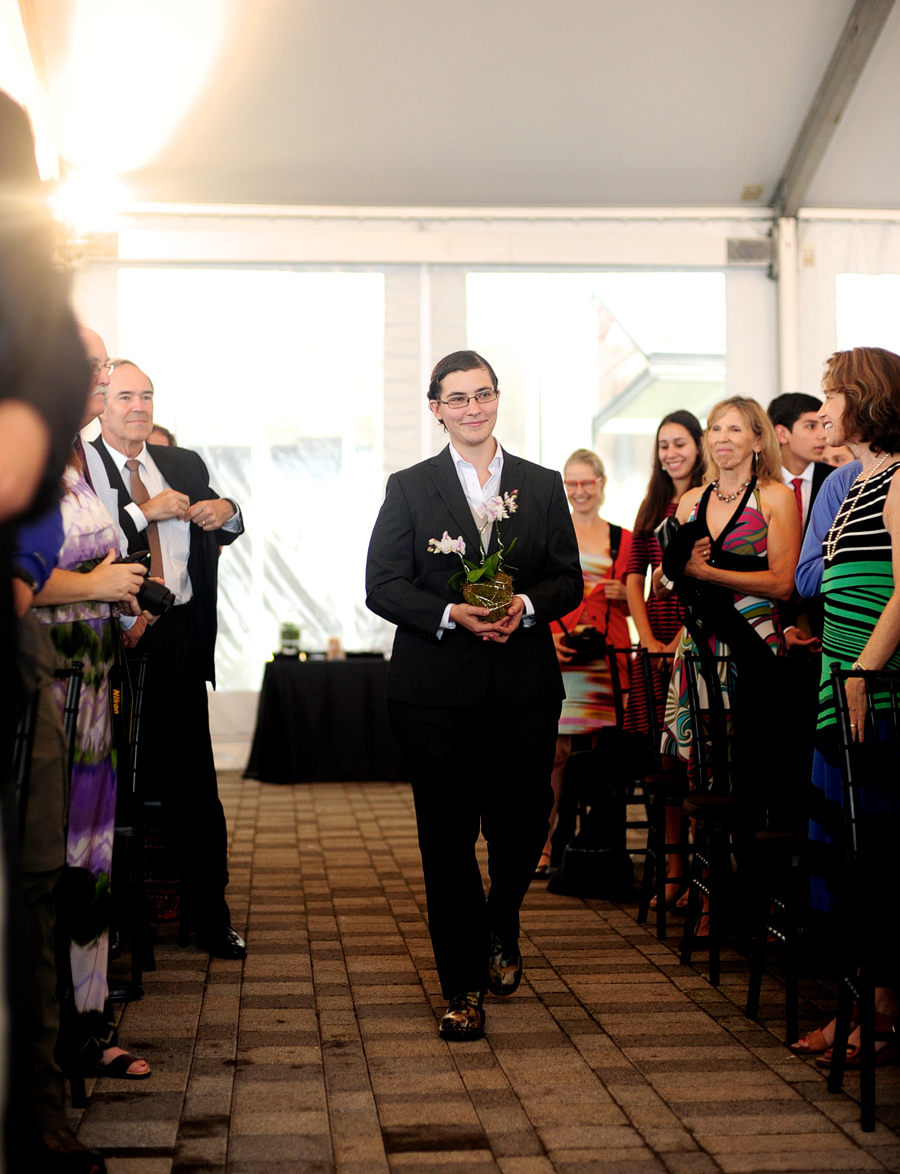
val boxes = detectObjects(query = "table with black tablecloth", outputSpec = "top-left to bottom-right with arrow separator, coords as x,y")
244,656 -> 406,783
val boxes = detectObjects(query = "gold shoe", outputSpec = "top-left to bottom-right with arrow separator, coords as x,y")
439,992 -> 485,1041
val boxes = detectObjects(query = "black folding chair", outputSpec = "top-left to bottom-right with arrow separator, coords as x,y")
826,666 -> 900,1132
636,649 -> 690,940
51,661 -> 88,1109
679,653 -> 738,986
740,656 -> 819,1046
111,655 -> 156,1000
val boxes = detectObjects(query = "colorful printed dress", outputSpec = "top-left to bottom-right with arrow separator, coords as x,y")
34,466 -> 121,1051
662,482 -> 780,762
552,529 -> 632,733
808,463 -> 900,910
623,501 -> 685,736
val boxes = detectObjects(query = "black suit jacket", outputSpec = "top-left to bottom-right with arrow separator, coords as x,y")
89,438 -> 243,686
365,446 -> 583,707
780,461 -> 834,637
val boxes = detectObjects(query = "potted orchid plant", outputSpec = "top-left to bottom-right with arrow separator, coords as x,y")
427,490 -> 519,621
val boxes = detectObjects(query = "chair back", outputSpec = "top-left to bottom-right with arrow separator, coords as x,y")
638,648 -> 675,770
606,645 -> 635,728
829,666 -> 900,863
54,660 -> 84,785
684,653 -> 736,793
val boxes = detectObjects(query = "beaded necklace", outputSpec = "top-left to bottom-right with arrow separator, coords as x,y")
824,451 -> 896,561
710,478 -> 751,503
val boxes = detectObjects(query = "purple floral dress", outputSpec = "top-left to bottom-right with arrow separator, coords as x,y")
34,467 -> 120,1020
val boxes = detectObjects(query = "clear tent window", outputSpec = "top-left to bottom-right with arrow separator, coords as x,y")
117,268 -> 386,691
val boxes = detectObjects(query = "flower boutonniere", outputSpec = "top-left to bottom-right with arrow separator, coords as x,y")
427,490 -> 519,620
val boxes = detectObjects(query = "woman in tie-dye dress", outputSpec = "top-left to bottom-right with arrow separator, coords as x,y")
33,386 -> 151,1079
655,398 -> 800,764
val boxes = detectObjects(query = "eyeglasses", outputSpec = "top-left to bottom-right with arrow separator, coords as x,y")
87,359 -> 113,376
563,479 -> 601,490
439,389 -> 499,409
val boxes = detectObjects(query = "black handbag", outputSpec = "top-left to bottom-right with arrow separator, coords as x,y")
653,513 -> 680,555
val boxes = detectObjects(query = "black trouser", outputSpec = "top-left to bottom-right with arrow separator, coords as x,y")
127,604 -> 230,929
389,685 -> 558,997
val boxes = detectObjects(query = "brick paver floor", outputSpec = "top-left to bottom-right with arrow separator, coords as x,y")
74,774 -> 900,1173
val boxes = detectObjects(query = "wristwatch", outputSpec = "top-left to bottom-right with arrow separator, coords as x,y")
659,572 -> 675,592
12,565 -> 38,592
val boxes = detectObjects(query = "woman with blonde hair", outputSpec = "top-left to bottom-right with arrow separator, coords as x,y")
655,396 -> 800,763
536,448 -> 632,874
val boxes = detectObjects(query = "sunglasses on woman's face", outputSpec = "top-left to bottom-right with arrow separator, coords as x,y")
564,479 -> 600,490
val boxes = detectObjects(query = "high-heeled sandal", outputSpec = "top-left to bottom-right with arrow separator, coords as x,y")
816,1015 -> 897,1067
649,880 -> 689,912
790,1006 -> 860,1056
533,852 -> 553,879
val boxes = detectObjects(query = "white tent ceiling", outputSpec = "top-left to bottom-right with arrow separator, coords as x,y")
21,0 -> 900,210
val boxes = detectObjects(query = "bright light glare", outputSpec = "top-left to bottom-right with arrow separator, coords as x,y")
0,0 -> 58,178
50,168 -> 130,234
54,0 -> 230,172
836,274 -> 900,355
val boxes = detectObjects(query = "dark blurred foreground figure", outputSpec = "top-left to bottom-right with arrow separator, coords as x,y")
0,90 -> 100,1171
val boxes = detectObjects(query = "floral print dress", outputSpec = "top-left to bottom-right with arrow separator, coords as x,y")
34,467 -> 121,1031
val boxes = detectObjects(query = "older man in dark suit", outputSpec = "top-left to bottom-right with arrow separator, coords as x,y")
84,359 -> 246,959
366,350 -> 582,1041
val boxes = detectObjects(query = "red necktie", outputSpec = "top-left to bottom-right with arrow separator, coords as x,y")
791,477 -> 803,521
73,433 -> 94,490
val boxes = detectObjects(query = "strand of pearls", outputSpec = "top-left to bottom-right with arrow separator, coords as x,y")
824,451 -> 893,561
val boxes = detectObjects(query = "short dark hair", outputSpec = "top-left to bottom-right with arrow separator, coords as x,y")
822,347 -> 900,455
149,424 -> 176,446
427,350 -> 498,402
767,393 -> 822,431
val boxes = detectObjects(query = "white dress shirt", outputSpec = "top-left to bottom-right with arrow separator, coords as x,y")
104,442 -> 241,606
780,461 -> 814,529
438,440 -> 533,634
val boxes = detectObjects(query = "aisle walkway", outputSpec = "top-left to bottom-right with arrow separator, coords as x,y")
77,776 -> 900,1173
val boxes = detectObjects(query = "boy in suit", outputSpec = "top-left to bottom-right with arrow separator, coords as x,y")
366,351 -> 582,1040
768,393 -> 833,651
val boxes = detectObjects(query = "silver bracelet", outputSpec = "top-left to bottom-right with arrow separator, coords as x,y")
659,572 -> 675,592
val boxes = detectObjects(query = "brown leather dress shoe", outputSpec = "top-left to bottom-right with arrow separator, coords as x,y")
439,992 -> 485,1041
487,935 -> 522,997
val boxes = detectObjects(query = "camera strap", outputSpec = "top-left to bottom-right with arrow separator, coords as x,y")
90,438 -> 144,554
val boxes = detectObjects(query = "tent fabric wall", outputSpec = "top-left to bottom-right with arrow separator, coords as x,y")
799,218 -> 900,397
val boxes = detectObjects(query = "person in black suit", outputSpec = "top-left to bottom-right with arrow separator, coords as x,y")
84,359 -> 246,959
366,351 -> 582,1041
768,393 -> 834,652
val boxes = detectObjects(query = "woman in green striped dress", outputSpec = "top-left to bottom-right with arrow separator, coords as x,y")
794,346 -> 900,1062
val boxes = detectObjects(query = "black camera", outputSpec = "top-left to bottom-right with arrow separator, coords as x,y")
564,626 -> 607,666
114,550 -> 175,617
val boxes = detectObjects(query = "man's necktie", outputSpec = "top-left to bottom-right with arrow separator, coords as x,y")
73,434 -> 94,490
791,477 -> 804,522
125,458 -> 164,578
